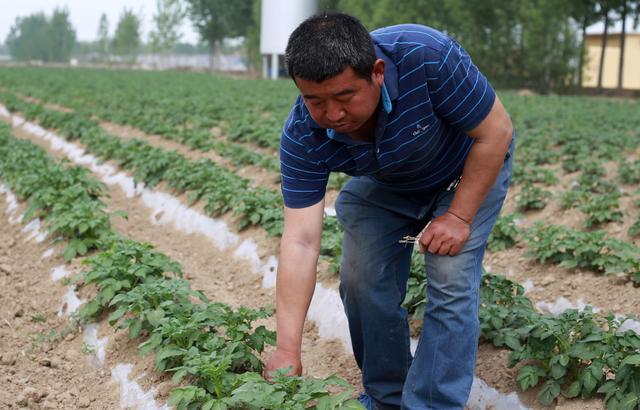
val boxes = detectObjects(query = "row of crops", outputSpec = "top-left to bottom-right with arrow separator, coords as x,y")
1,66 -> 640,408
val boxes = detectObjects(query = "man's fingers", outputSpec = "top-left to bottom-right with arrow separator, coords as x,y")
264,364 -> 300,381
263,350 -> 302,382
418,229 -> 434,253
427,234 -> 443,254
418,216 -> 469,255
422,228 -> 451,254
448,243 -> 463,256
438,242 -> 453,256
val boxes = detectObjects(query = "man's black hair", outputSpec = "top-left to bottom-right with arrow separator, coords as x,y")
285,12 -> 376,83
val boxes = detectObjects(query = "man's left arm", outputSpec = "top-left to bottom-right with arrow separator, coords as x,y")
419,96 -> 513,256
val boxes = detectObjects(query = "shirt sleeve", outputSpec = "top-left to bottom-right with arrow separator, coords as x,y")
279,127 -> 329,209
426,39 -> 496,132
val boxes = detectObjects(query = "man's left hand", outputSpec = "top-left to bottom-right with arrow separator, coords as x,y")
418,212 -> 470,256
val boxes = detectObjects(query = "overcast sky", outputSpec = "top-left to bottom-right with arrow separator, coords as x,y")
0,0 -> 200,44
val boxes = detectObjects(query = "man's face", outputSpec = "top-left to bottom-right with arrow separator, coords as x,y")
294,60 -> 385,135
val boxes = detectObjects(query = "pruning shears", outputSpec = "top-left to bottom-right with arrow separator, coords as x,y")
398,235 -> 419,246
398,220 -> 432,248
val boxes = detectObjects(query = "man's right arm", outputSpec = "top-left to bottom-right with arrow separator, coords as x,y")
263,198 -> 325,379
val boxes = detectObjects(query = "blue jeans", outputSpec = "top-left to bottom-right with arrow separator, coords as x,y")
335,137 -> 514,410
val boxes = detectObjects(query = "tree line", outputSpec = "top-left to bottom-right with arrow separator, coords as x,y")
188,0 -> 640,91
4,0 -> 640,91
4,1 -> 188,64
319,0 -> 640,91
6,8 -> 76,63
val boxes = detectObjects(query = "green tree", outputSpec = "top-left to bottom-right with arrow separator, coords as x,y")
96,13 -> 110,61
149,0 -> 186,54
436,0 -> 524,87
6,9 -> 76,62
327,0 -> 582,92
509,0 -> 580,91
596,0 -> 621,92
185,0 -> 253,68
6,13 -> 49,61
331,0 -> 455,33
618,1 -> 628,90
616,0 -> 640,90
245,0 -> 262,70
48,7 -> 76,62
569,0 -> 599,87
173,41 -> 208,53
112,8 -> 142,62
319,0 -> 341,11
333,0 -> 377,25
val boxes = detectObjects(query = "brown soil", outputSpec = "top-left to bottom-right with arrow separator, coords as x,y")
0,198 -> 121,409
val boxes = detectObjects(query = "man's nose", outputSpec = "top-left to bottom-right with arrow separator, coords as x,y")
325,102 -> 345,123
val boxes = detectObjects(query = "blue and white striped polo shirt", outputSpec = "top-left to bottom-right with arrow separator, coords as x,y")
280,24 -> 496,208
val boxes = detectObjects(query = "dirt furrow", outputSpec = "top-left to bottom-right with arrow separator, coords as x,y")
0,194 -> 122,409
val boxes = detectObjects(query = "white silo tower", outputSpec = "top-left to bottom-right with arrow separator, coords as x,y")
260,0 -> 318,79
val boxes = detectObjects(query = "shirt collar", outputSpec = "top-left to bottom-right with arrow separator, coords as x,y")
375,44 -> 399,102
380,82 -> 392,114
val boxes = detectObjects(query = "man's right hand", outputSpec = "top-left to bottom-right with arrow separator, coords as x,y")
263,348 -> 303,380
265,200 -> 324,381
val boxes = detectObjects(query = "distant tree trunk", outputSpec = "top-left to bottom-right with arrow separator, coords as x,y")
618,2 -> 627,90
597,10 -> 610,93
578,16 -> 588,87
519,23 -> 526,87
208,40 -> 221,70
208,42 -> 215,70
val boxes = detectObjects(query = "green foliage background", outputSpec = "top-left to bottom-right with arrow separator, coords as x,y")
6,7 -> 76,63
111,9 -> 142,60
319,0 -> 587,91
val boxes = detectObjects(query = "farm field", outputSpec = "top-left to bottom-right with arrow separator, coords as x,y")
1,66 -> 640,409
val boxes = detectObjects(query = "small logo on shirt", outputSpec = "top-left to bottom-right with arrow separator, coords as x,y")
412,123 -> 430,137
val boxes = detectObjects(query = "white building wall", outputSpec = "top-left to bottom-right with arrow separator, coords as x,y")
260,0 -> 318,78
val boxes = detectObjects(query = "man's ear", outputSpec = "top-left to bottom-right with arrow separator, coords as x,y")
372,59 -> 385,87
